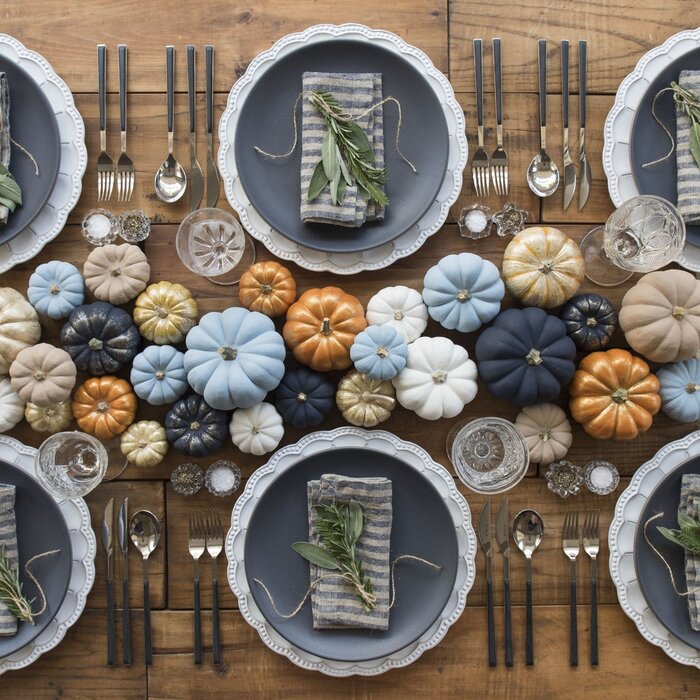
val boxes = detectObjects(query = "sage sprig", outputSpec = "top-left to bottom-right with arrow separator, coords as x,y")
0,545 -> 35,625
0,163 -> 21,213
671,81 -> 700,170
657,509 -> 700,556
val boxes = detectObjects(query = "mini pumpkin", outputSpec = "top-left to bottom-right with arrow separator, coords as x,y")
274,367 -> 335,428
9,343 -> 76,407
569,349 -> 661,441
83,243 -> 150,305
131,345 -> 188,406
120,420 -> 169,468
229,402 -> 284,456
0,378 -> 24,433
27,260 -> 84,319
283,287 -> 367,372
560,293 -> 618,351
515,403 -> 572,464
25,399 -> 72,433
0,288 -> 41,375
72,376 -> 138,440
133,281 -> 199,345
366,285 -> 428,343
619,270 -> 700,363
350,325 -> 408,381
336,370 -> 396,427
657,359 -> 700,423
239,261 -> 297,317
502,227 -> 584,309
165,395 -> 228,457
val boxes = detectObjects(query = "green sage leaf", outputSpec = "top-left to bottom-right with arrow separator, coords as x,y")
345,121 -> 374,161
336,176 -> 346,204
330,166 -> 342,205
307,160 -> 329,201
348,500 -> 363,545
292,542 -> 341,570
322,128 -> 339,182
690,119 -> 700,171
337,143 -> 353,186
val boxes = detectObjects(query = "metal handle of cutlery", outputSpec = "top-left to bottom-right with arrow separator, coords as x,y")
205,45 -> 214,135
591,561 -> 599,666
473,39 -> 484,130
525,578 -> 534,666
538,39 -> 547,130
144,578 -> 152,666
106,578 -> 115,666
122,578 -> 131,665
486,579 -> 496,667
166,46 -> 175,138
570,568 -> 578,667
492,38 -> 503,137
212,578 -> 221,665
561,40 -> 569,129
97,45 -> 107,134
118,45 -> 127,134
194,579 -> 202,665
187,45 -> 196,134
579,40 -> 587,129
504,579 -> 513,667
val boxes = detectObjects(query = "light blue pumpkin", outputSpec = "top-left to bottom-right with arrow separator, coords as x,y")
657,359 -> 700,423
27,261 -> 84,319
131,345 -> 188,406
350,325 -> 408,380
184,307 -> 286,410
422,252 -> 505,333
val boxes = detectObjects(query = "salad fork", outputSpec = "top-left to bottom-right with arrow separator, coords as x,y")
583,510 -> 600,666
490,38 -> 508,195
562,511 -> 580,666
116,45 -> 135,202
471,39 -> 489,197
96,45 -> 114,202
205,510 -> 224,665
188,511 -> 206,665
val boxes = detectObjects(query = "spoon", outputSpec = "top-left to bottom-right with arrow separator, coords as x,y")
513,509 -> 544,666
527,40 -> 559,197
154,46 -> 187,203
130,510 -> 161,666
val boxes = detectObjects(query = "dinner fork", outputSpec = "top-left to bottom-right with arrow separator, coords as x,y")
205,509 -> 224,665
583,510 -> 600,666
116,45 -> 135,202
490,38 -> 508,195
188,511 -> 206,665
471,39 -> 489,197
96,45 -> 114,202
562,511 -> 580,666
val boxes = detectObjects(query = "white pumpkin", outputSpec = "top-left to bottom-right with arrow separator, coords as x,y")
230,402 -> 284,456
0,288 -> 41,374
0,377 -> 24,432
515,403 -> 572,464
366,285 -> 428,343
120,420 -> 169,468
392,337 -> 478,420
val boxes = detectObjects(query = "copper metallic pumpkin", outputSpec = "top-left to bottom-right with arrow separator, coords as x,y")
239,261 -> 297,318
72,376 -> 137,440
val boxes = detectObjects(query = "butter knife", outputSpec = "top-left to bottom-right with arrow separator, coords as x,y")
188,45 -> 204,212
578,40 -> 591,210
496,498 -> 513,667
561,40 -> 576,210
477,501 -> 496,667
118,497 -> 131,665
101,498 -> 115,666
205,45 -> 220,208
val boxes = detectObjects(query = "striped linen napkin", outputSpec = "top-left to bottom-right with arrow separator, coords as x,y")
680,473 -> 700,630
676,70 -> 700,225
307,474 -> 392,630
300,72 -> 385,227
0,483 -> 18,636
0,74 -> 10,226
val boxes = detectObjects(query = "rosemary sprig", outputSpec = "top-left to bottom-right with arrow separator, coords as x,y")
0,545 -> 35,625
658,509 -> 700,556
293,499 -> 377,611
671,81 -> 700,170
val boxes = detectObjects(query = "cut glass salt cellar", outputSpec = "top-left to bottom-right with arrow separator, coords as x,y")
583,460 -> 620,496
545,459 -> 583,498
458,204 -> 493,239
205,460 -> 241,497
492,201 -> 528,237
170,463 -> 204,496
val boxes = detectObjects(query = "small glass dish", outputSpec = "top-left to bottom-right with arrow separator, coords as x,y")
119,209 -> 151,243
458,204 -> 492,239
447,417 -> 529,494
82,208 -> 119,246
545,460 -> 584,498
170,463 -> 205,496
205,460 -> 242,497
584,460 -> 620,495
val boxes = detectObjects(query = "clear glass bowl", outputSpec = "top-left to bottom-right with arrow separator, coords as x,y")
545,460 -> 584,498
205,460 -> 242,497
583,460 -> 620,495
118,209 -> 151,243
82,209 -> 119,246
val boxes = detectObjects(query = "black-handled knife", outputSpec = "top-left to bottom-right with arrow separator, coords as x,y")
101,498 -> 115,666
118,497 -> 131,665
477,501 -> 496,667
496,498 -> 513,667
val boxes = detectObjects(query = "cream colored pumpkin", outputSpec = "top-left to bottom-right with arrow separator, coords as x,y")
502,227 -> 584,308
0,288 -> 41,374
83,243 -> 150,305
619,270 -> 700,364
25,399 -> 72,433
336,370 -> 396,427
229,402 -> 284,456
0,378 -> 24,432
9,343 -> 76,407
120,420 -> 168,468
515,403 -> 572,464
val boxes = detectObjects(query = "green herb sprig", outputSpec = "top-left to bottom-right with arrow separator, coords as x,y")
658,509 -> 700,556
0,545 -> 35,625
293,499 -> 377,611
671,81 -> 700,170
0,163 -> 21,214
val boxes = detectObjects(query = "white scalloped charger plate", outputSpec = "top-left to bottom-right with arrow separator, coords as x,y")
0,34 -> 86,273
603,28 -> 700,272
0,435 -> 95,674
218,24 -> 467,274
609,429 -> 700,667
226,427 -> 476,676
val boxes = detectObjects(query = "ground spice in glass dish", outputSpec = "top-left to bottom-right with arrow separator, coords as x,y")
82,209 -> 119,246
205,460 -> 241,497
545,459 -> 584,498
118,209 -> 151,243
170,462 -> 205,496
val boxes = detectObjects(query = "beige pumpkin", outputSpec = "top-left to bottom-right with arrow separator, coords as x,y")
619,270 -> 700,364
25,399 -> 72,433
0,288 -> 41,374
133,281 -> 199,344
502,227 -> 584,308
9,343 -> 76,407
120,420 -> 168,468
515,403 -> 572,464
83,243 -> 150,305
336,370 -> 396,427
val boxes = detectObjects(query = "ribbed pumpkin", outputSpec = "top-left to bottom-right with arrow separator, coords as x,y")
515,403 -> 572,464
25,399 -> 72,433
83,243 -> 150,305
0,288 -> 41,375
120,420 -> 169,468
365,285 -> 428,343
336,370 -> 396,427
274,367 -> 335,428
349,325 -> 408,381
239,261 -> 297,317
560,293 -> 618,352
72,376 -> 138,440
9,343 -> 76,407
657,359 -> 700,423
133,281 -> 199,345
165,395 -> 228,457
27,260 -> 84,319
130,345 -> 188,406
0,378 -> 24,433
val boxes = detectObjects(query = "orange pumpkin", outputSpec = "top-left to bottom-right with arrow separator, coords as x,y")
569,348 -> 661,441
239,261 -> 297,317
283,287 -> 367,372
72,376 -> 138,440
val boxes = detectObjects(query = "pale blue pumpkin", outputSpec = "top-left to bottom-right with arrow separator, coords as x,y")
131,345 -> 188,406
350,325 -> 408,380
184,307 -> 286,411
657,359 -> 700,423
422,252 -> 505,333
28,260 -> 84,319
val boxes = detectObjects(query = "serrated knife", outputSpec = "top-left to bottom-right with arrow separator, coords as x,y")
101,498 -> 115,666
205,45 -> 220,208
578,40 -> 591,210
477,501 -> 496,667
118,497 -> 131,665
561,40 -> 577,210
496,498 -> 513,667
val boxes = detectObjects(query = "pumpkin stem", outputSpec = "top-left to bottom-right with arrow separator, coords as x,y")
612,387 -> 628,404
138,440 -> 148,449
432,370 -> 448,384
109,266 -> 122,277
96,401 -> 110,413
155,306 -> 169,319
376,346 -> 390,359
33,370 -> 47,382
260,283 -> 273,295
296,392 -> 308,403
538,261 -> 554,274
393,310 -> 404,321
586,317 -> 598,327
320,318 -> 332,336
456,289 -> 471,303
672,305 -> 687,320
360,392 -> 395,409
218,346 -> 238,361
526,348 -> 543,366
88,338 -> 104,351
251,426 -> 260,435
686,383 -> 700,395
49,283 -> 60,295
155,370 -> 165,381
539,429 -> 551,442
190,421 -> 201,430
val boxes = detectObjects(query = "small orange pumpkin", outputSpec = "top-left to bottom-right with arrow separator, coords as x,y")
283,287 -> 367,372
72,376 -> 138,440
569,348 -> 661,441
239,261 -> 297,317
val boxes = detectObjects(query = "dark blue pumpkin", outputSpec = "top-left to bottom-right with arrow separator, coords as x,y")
560,294 -> 618,351
475,307 -> 576,406
274,367 -> 335,428
165,395 -> 228,457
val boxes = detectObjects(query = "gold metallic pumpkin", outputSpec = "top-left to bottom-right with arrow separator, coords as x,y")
133,281 -> 199,345
336,370 -> 395,427
25,399 -> 73,433
120,420 -> 169,468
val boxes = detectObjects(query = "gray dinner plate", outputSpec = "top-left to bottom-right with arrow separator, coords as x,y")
0,55 -> 61,246
634,454 -> 700,650
244,447 -> 458,663
234,38 -> 449,253
630,46 -> 700,247
0,459 -> 72,659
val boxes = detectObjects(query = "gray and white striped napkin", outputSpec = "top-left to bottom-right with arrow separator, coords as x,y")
300,72 -> 385,227
680,473 -> 700,630
307,474 -> 392,630
0,74 -> 11,227
0,483 -> 18,636
676,70 -> 700,225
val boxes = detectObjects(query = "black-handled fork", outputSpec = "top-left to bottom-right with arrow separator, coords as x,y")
583,510 -> 600,665
188,512 -> 205,665
562,511 -> 580,667
205,510 -> 224,665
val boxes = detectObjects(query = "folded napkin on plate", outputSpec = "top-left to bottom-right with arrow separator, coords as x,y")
300,71 -> 385,227
307,473 -> 392,630
0,483 -> 18,636
680,473 -> 700,630
676,70 -> 700,225
0,74 -> 10,227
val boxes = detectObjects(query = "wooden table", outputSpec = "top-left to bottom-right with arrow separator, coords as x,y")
1,1 -> 699,697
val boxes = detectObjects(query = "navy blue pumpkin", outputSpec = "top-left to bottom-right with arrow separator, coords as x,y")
475,307 -> 577,406
275,367 -> 335,428
560,293 -> 618,351
165,395 -> 228,457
